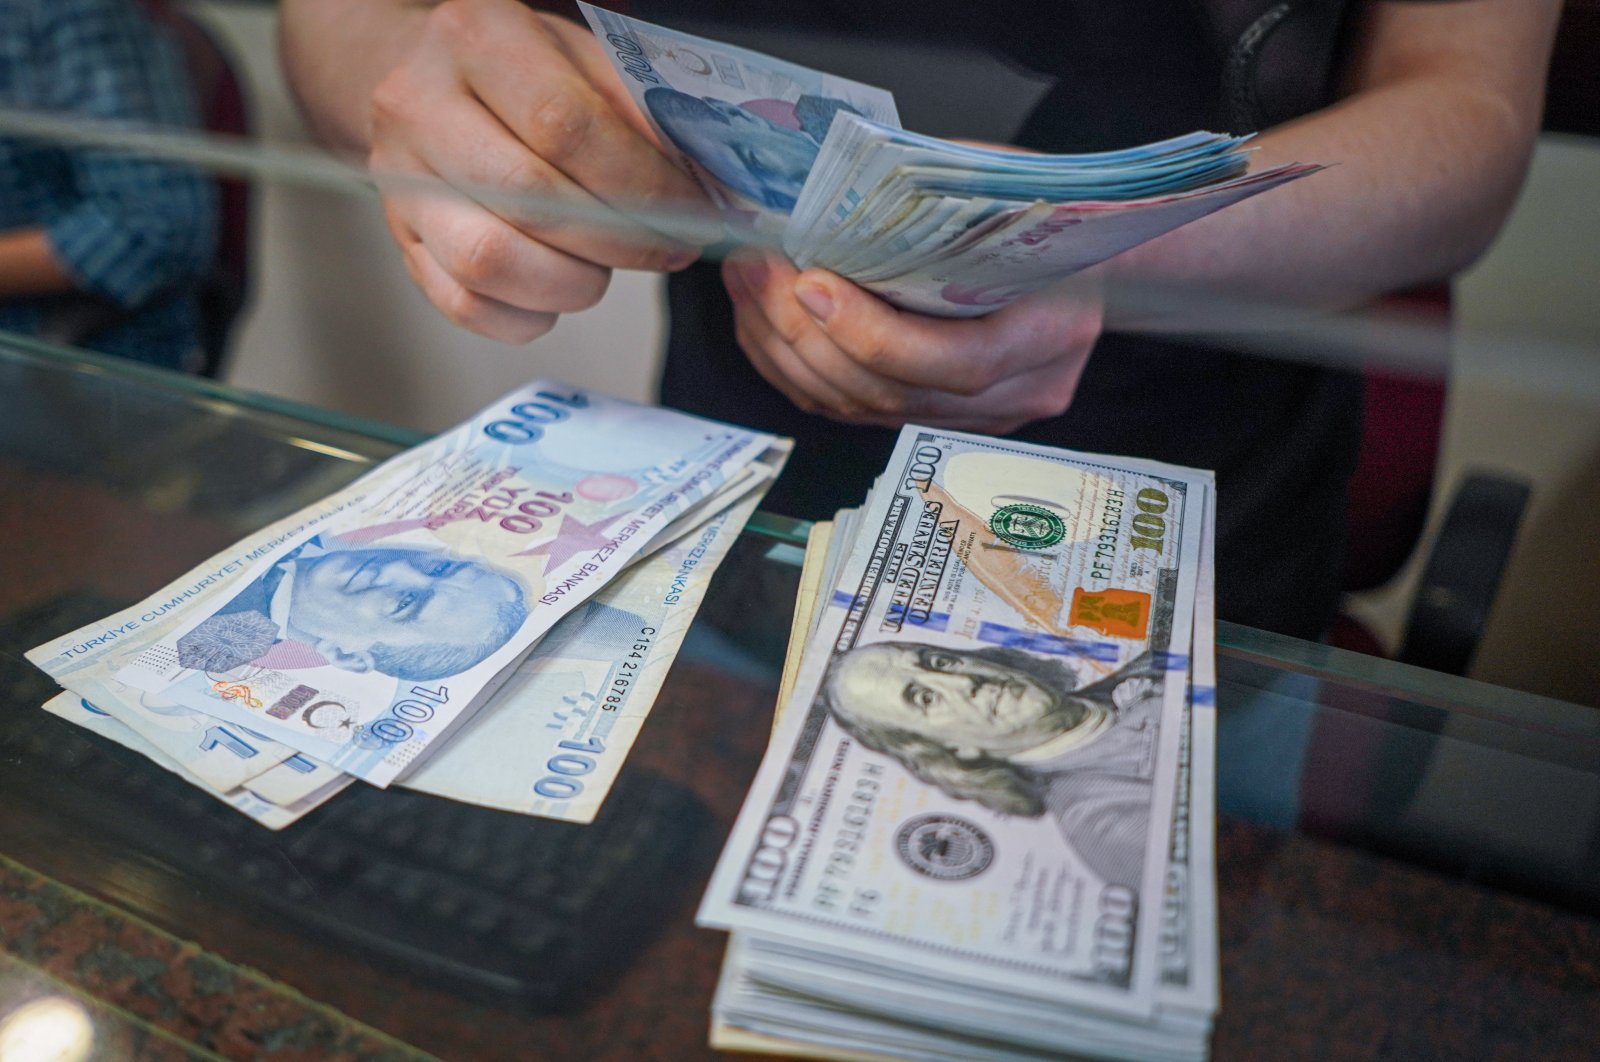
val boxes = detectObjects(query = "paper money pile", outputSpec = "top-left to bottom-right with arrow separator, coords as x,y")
698,427 -> 1220,1061
29,381 -> 789,828
582,3 -> 1319,318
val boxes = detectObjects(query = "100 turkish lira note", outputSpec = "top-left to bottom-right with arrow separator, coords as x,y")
43,447 -> 782,828
700,427 -> 1209,1018
29,381 -> 773,787
578,3 -> 899,221
402,451 -> 781,821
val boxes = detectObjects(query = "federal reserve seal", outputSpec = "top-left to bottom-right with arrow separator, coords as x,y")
988,503 -> 1066,550
895,814 -> 995,880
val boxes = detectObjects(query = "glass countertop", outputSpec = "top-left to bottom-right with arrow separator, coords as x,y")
2,333 -> 1596,1060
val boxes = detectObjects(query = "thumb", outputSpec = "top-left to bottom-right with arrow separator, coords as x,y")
791,268 -> 941,372
792,268 -> 1006,390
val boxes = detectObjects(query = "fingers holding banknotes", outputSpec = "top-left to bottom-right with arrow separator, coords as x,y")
723,252 -> 1104,434
367,0 -> 714,341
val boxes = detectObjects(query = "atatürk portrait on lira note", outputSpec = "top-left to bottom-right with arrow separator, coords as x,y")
176,535 -> 528,682
644,86 -> 861,211
823,641 -> 1164,889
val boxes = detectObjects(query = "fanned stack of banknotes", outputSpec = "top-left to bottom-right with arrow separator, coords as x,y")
580,3 -> 1319,317
28,382 -> 789,827
697,427 -> 1220,1062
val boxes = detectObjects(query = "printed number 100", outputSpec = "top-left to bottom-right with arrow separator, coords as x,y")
1127,487 -> 1171,552
533,736 -> 606,799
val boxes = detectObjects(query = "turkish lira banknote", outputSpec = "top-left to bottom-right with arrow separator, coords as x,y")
29,381 -> 775,787
36,444 -> 782,829
578,2 -> 899,222
785,117 -> 1252,267
401,446 -> 782,821
42,693 -> 354,829
852,163 -> 1319,317
579,7 -> 1319,319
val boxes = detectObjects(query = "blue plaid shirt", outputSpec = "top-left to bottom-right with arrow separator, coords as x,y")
1,0 -> 218,369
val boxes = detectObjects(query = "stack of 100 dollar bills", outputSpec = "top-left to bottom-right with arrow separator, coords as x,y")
699,426 -> 1220,1061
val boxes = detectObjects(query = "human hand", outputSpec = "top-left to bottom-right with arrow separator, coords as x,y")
721,252 -> 1103,434
366,0 -> 715,342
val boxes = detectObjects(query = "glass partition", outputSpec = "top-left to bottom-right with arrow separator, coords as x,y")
2,2 -> 1598,1056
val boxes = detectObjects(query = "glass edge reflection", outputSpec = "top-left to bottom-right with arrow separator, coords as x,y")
1218,619 -> 1599,738
0,330 -> 425,451
15,330 -> 1587,733
3,329 -> 817,540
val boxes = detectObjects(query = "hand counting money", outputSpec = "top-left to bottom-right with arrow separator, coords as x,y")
581,3 -> 1320,318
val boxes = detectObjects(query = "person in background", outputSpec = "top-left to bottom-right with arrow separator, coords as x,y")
276,0 -> 1561,641
0,0 -> 217,371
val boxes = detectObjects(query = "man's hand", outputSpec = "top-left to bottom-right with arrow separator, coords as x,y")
318,0 -> 714,343
721,251 -> 1103,434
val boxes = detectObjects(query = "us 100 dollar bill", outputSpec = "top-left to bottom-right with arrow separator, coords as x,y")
700,427 -> 1209,1018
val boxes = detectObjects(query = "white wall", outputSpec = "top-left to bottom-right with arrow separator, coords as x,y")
194,3 -> 1600,705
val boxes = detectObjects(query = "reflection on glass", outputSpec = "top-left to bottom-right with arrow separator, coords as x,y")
0,996 -> 95,1062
